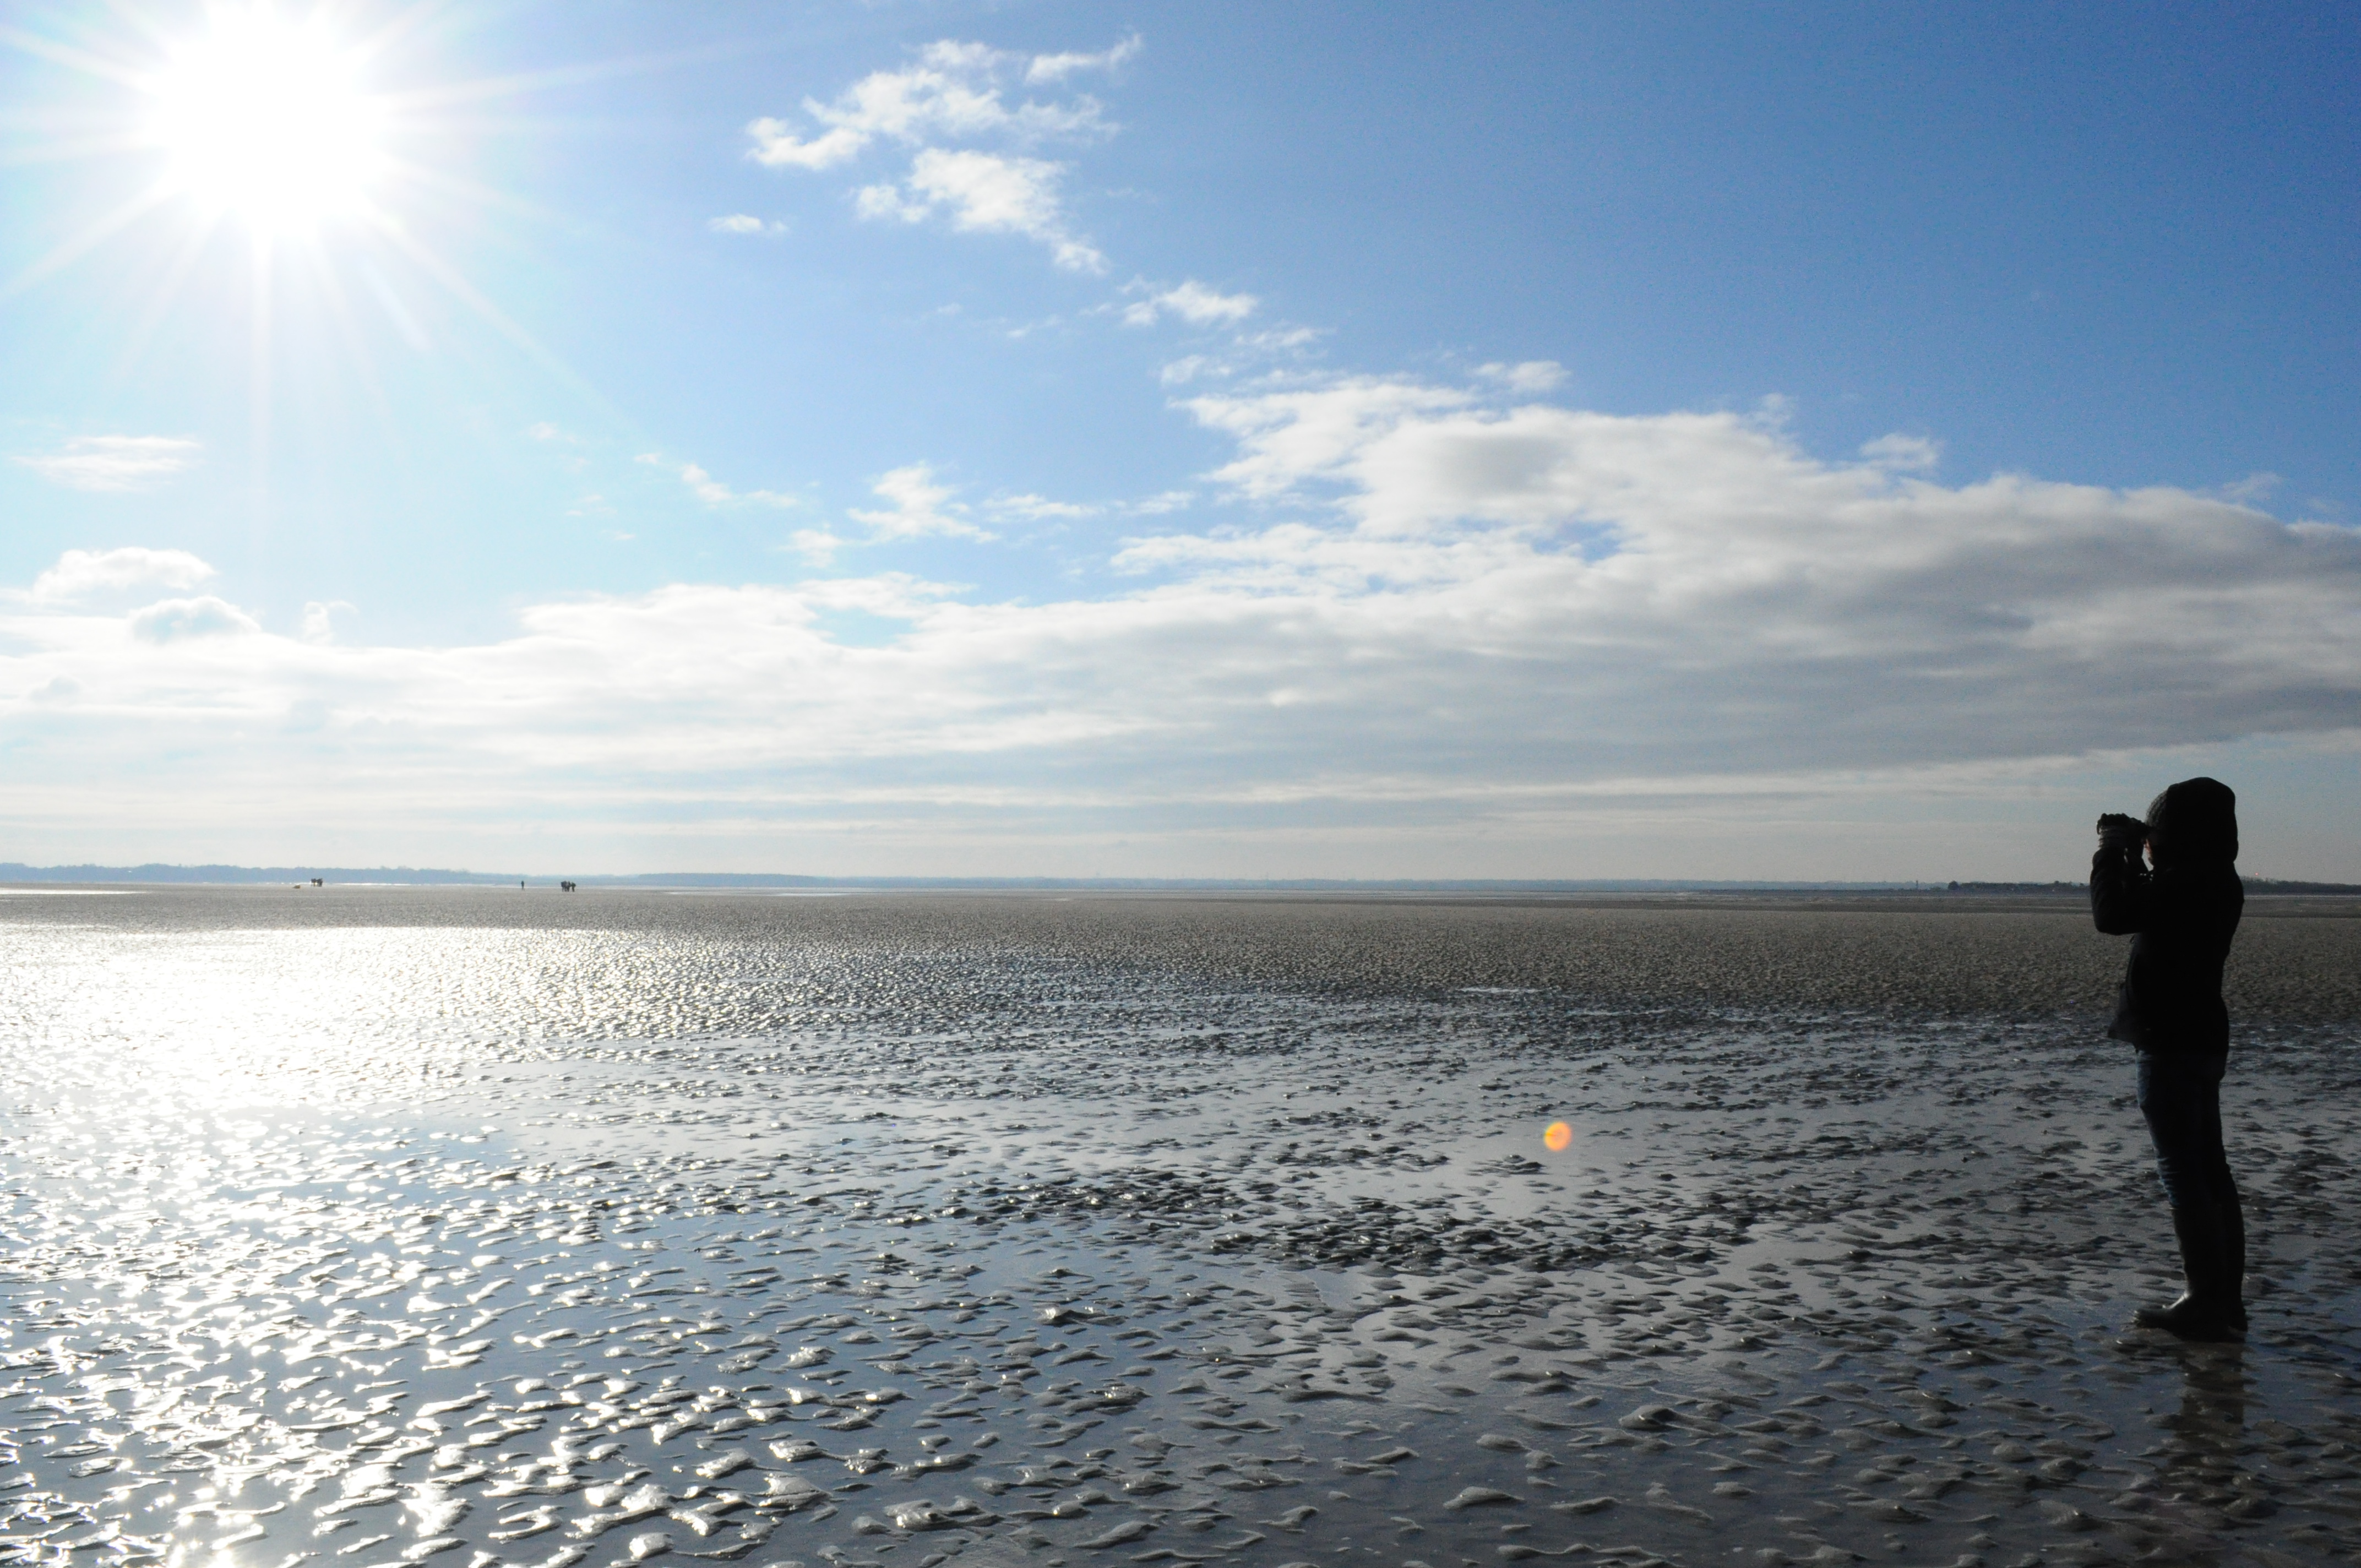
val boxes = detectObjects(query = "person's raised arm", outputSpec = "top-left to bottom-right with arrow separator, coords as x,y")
2091,813 -> 2151,934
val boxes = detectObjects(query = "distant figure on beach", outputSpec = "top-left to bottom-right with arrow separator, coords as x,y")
2092,777 -> 2246,1341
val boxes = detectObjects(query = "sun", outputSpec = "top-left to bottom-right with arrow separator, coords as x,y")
146,6 -> 389,234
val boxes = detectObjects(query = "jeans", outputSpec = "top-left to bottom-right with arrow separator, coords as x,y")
2136,1049 -> 2237,1211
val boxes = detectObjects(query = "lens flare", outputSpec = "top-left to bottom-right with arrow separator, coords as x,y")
1543,1120 -> 1573,1152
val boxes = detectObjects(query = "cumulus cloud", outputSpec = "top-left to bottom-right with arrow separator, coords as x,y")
301,601 -> 355,644
3,380 -> 2354,870
14,435 -> 201,492
989,493 -> 1098,521
786,528 -> 844,565
128,595 -> 260,643
848,464 -> 994,542
637,453 -> 796,508
745,121 -> 869,172
856,150 -> 1105,273
1475,360 -> 1567,393
2214,472 -> 2282,505
1859,432 -> 1940,471
1155,324 -> 1323,386
747,38 -> 1120,272
746,39 -> 1119,166
28,547 -> 215,603
1130,377 -> 2361,775
1025,35 -> 1142,84
707,213 -> 785,236
1123,279 -> 1258,328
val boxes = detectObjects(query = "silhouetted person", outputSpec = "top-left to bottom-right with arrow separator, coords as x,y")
2092,777 -> 2245,1341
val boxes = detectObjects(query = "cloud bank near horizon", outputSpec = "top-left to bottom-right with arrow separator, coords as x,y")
4,373 -> 2355,872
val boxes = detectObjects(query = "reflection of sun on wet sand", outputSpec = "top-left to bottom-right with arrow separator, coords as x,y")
0,887 -> 2355,1568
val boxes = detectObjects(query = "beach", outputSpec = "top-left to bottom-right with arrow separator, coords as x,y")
2,888 -> 2357,1568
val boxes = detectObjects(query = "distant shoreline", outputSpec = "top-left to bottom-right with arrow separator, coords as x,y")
2,863 -> 2355,896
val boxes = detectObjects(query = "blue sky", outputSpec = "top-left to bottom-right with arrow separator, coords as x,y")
2,1 -> 2357,878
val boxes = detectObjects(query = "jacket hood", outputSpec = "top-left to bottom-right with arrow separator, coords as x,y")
2146,776 -> 2238,865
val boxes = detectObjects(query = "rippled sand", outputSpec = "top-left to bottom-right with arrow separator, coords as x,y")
3,888 -> 2357,1568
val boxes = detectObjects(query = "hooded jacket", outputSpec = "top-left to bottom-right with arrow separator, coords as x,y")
2091,777 -> 2243,1054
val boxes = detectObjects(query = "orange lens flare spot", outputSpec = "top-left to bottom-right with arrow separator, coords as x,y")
1542,1120 -> 1573,1152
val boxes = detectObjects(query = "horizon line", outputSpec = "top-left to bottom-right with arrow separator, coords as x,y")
4,861 -> 2355,895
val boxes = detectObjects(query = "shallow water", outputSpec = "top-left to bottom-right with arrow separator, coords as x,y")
3,888 -> 2358,1568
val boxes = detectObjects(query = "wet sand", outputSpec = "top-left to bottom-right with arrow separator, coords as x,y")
2,888 -> 2357,1568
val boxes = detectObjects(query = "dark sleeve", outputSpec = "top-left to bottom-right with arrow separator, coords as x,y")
2090,846 -> 2151,935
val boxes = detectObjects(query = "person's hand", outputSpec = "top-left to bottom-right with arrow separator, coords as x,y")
2096,812 -> 2146,854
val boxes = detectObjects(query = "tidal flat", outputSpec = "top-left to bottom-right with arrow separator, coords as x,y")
2,889 -> 2357,1568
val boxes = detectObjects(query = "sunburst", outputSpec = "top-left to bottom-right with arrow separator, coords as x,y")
0,0 -> 637,503
144,5 -> 390,235
1,2 -> 607,473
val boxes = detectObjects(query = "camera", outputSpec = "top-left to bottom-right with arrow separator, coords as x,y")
2096,812 -> 2147,852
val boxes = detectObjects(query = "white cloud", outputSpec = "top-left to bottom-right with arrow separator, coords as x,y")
708,213 -> 785,236
852,180 -> 927,222
989,493 -> 1098,521
4,378 -> 2355,874
1181,376 -> 1475,500
14,435 -> 201,492
858,149 -> 1106,273
1859,432 -> 1940,471
301,601 -> 355,644
1242,326 -> 1321,353
1122,279 -> 1258,328
1475,360 -> 1567,393
128,595 -> 260,643
1122,378 -> 2361,775
747,39 -> 1117,273
679,463 -> 735,505
745,119 -> 870,171
2214,471 -> 2281,505
1155,325 -> 1322,386
28,547 -> 215,603
637,453 -> 796,508
786,529 -> 843,565
747,40 -> 1116,169
848,464 -> 994,542
1025,35 -> 1142,84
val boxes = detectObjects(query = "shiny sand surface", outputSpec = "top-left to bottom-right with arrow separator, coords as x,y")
2,888 -> 2357,1568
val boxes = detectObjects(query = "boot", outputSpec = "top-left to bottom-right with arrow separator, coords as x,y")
2135,1202 -> 2246,1341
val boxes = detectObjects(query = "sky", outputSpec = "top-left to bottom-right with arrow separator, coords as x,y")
1,0 -> 2356,880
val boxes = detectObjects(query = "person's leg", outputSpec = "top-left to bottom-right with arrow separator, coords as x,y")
2190,1050 -> 2246,1330
2134,1050 -> 2243,1338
